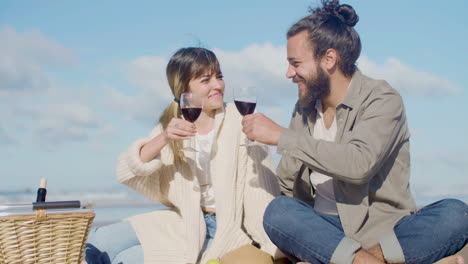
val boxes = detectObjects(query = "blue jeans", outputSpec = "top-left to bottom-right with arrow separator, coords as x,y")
199,213 -> 217,260
85,212 -> 217,264
263,196 -> 468,264
203,213 -> 217,249
85,221 -> 143,264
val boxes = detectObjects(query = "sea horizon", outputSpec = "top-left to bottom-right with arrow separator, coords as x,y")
1,185 -> 467,227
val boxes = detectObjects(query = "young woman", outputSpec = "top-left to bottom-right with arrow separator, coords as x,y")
85,47 -> 282,264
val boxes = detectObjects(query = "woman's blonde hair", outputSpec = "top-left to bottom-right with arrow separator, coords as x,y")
159,47 -> 221,164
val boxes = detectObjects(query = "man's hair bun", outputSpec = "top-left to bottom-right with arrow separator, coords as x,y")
333,4 -> 359,27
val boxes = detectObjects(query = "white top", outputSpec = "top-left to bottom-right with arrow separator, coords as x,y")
310,100 -> 338,215
195,129 -> 216,209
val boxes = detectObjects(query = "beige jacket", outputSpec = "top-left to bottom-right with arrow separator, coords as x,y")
116,103 -> 280,264
277,70 -> 417,264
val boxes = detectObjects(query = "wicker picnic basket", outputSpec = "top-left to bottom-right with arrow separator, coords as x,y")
0,203 -> 95,264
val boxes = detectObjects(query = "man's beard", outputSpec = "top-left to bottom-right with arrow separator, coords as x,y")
296,66 -> 330,108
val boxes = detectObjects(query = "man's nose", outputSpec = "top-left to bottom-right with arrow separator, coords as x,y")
286,66 -> 296,79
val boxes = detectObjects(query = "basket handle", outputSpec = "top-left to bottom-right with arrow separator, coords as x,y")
35,208 -> 47,221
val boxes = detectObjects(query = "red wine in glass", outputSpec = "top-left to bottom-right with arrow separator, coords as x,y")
179,93 -> 203,152
234,101 -> 256,116
234,86 -> 258,146
181,107 -> 202,122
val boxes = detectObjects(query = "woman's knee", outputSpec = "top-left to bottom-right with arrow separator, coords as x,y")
112,245 -> 143,264
85,243 -> 111,264
85,221 -> 140,262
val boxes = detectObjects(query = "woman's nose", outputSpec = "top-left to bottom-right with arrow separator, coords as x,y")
211,78 -> 223,89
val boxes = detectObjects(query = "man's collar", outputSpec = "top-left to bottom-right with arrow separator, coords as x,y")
339,69 -> 363,110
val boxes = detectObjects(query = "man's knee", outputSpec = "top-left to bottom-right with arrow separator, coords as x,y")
264,196 -> 291,223
436,199 -> 467,219
432,199 -> 468,235
263,196 -> 301,232
439,198 -> 467,211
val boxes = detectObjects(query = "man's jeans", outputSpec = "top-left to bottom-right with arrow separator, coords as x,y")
263,196 -> 468,264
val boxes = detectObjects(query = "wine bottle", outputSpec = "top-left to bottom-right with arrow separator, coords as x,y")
36,178 -> 47,202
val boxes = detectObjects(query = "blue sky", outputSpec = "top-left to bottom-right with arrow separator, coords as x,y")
1,0 -> 467,204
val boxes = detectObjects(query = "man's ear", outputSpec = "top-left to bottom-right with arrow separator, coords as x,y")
322,48 -> 338,71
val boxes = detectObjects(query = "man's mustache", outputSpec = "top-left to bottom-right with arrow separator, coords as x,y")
293,76 -> 305,83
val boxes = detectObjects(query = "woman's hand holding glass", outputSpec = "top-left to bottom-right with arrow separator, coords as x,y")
140,116 -> 196,162
163,117 -> 197,142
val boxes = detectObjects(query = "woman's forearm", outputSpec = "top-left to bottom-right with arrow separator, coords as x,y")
139,133 -> 169,162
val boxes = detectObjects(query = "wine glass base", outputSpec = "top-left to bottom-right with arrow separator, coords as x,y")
180,147 -> 198,152
240,140 -> 261,147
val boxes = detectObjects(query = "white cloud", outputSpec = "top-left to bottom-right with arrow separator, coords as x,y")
0,26 -> 77,91
18,40 -> 456,149
9,99 -> 106,147
3,85 -> 110,148
414,149 -> 468,171
16,102 -> 99,128
358,55 -> 461,96
412,183 -> 468,206
0,27 -> 108,147
0,53 -> 50,91
214,43 -> 292,105
260,105 -> 292,128
103,56 -> 172,125
411,149 -> 467,204
127,56 -> 169,96
105,43 -> 294,125
0,26 -> 76,66
413,183 -> 468,198
105,45 -> 468,194
35,118 -> 90,144
104,83 -> 165,126
107,43 -> 463,129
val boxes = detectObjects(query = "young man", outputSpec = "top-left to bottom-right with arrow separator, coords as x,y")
241,1 -> 468,263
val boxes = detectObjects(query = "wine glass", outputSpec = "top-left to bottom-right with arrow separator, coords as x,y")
180,93 -> 203,152
234,86 -> 257,146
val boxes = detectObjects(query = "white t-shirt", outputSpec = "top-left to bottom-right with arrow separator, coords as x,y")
195,130 -> 216,209
310,100 -> 338,215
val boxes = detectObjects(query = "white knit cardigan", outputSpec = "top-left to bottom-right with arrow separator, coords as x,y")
116,103 -> 280,264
